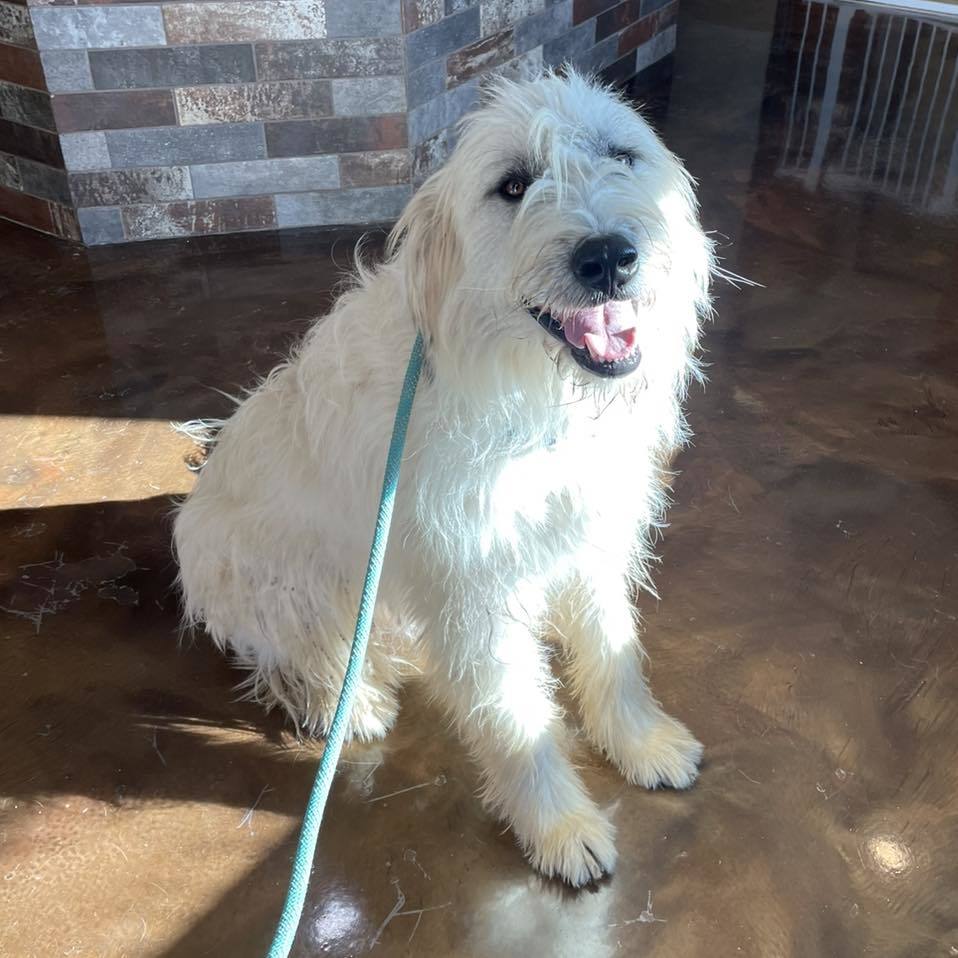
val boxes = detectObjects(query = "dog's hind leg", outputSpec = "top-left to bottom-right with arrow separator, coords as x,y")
551,571 -> 703,790
228,586 -> 407,743
419,584 -> 617,887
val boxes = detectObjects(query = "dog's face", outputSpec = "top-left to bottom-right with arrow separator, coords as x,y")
393,72 -> 711,389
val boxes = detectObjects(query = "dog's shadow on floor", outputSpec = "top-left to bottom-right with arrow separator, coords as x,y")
0,495 -> 387,812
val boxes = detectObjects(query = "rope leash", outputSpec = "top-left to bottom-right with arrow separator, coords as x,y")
265,333 -> 425,958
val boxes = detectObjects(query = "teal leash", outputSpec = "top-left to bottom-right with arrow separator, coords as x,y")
265,333 -> 425,958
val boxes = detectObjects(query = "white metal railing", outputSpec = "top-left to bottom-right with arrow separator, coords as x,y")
780,0 -> 958,213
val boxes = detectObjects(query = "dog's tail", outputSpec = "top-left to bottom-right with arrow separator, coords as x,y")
171,418 -> 226,472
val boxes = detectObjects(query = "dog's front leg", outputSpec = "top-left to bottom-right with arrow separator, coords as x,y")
421,584 -> 617,886
554,571 -> 702,790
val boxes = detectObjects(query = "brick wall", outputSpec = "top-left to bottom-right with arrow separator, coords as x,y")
0,0 -> 677,245
404,0 -> 679,182
0,0 -> 79,239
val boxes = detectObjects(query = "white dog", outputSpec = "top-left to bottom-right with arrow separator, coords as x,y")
174,71 -> 714,887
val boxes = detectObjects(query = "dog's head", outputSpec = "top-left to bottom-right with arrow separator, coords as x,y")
389,71 -> 713,391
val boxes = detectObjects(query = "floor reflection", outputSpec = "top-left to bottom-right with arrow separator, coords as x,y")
777,1 -> 958,213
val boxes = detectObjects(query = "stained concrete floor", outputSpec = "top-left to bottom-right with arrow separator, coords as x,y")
2,2 -> 958,956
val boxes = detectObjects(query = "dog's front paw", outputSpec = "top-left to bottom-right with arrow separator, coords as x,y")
522,806 -> 617,887
615,713 -> 703,790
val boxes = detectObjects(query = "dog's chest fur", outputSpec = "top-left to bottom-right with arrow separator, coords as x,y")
412,388 -> 660,577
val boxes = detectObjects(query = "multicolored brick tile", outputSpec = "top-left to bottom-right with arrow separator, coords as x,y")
0,0 -> 676,243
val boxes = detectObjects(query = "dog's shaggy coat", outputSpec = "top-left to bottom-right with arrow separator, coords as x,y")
174,72 -> 714,886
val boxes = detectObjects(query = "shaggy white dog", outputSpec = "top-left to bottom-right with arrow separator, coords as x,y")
174,71 -> 714,887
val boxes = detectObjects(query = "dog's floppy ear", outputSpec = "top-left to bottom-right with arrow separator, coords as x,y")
387,172 -> 462,344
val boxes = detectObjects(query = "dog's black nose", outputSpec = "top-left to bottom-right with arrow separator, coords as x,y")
571,234 -> 639,296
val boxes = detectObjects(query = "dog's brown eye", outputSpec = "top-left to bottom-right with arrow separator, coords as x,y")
612,151 -> 635,167
499,177 -> 528,201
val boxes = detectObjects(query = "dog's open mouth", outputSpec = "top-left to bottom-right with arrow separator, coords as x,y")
530,300 -> 641,377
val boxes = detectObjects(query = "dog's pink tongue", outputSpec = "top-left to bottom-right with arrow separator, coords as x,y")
562,301 -> 638,362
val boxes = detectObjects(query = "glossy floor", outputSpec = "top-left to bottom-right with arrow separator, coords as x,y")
2,2 -> 957,955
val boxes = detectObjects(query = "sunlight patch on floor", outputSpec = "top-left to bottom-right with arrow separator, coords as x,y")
0,415 -> 198,509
